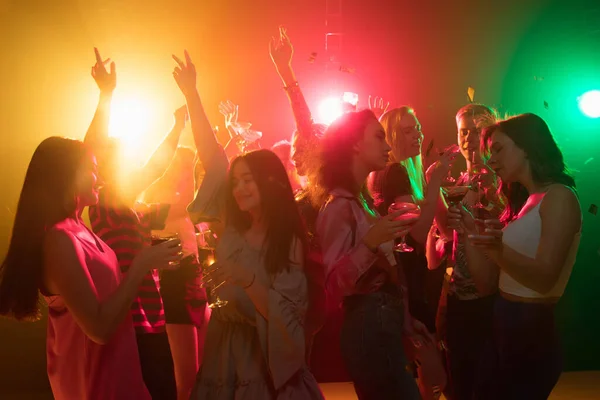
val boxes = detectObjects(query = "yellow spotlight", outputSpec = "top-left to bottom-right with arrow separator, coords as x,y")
109,95 -> 155,158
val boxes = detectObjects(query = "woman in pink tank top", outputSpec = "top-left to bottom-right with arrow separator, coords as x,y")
0,51 -> 183,400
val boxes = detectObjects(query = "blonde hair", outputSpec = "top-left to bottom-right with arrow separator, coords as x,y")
455,103 -> 499,130
379,107 -> 425,202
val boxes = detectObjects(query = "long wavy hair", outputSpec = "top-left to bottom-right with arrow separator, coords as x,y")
0,137 -> 88,321
481,113 -> 575,222
225,149 -> 307,275
379,106 -> 426,202
310,110 -> 378,208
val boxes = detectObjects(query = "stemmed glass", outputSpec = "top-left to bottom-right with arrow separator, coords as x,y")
441,185 -> 470,209
388,202 -> 421,253
229,122 -> 263,153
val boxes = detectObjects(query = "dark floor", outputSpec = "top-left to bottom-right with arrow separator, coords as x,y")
3,371 -> 600,399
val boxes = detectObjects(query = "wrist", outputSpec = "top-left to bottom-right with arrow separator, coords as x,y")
129,259 -> 149,280
184,89 -> 201,102
99,88 -> 114,96
362,237 -> 378,253
276,65 -> 296,84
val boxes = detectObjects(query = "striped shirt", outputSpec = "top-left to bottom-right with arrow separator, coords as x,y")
89,185 -> 170,334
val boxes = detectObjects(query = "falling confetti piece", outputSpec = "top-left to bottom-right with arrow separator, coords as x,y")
543,101 -> 549,109
534,76 -> 545,81
584,157 -> 594,165
425,140 -> 435,158
339,65 -> 356,74
308,52 -> 317,63
589,204 -> 598,216
467,86 -> 475,103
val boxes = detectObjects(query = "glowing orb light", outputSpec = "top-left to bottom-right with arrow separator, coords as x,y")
578,90 -> 600,118
109,96 -> 154,144
318,97 -> 344,125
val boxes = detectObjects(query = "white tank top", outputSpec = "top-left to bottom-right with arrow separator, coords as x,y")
500,188 -> 581,299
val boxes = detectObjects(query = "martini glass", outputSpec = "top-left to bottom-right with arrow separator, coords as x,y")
388,202 -> 421,253
441,185 -> 470,208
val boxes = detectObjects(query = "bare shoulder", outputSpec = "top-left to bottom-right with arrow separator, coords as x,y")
541,184 -> 582,228
44,221 -> 79,253
543,184 -> 580,211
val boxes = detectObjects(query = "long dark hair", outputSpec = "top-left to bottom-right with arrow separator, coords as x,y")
225,149 -> 307,276
311,109 -> 378,207
0,137 -> 88,321
481,113 -> 575,222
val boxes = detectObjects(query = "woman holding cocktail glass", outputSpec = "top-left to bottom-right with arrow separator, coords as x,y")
172,51 -> 322,399
370,106 -> 456,327
448,113 -> 581,399
369,106 -> 456,398
316,109 -> 430,399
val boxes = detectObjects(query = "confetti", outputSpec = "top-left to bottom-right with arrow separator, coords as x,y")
534,76 -> 544,81
589,204 -> 598,216
308,52 -> 317,63
339,65 -> 356,74
467,86 -> 475,103
544,101 -> 549,109
584,157 -> 594,165
425,140 -> 435,158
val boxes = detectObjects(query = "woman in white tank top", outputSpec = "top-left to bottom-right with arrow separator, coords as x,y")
448,113 -> 582,400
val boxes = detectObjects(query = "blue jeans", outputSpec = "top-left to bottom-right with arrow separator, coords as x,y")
474,295 -> 562,400
340,287 -> 421,400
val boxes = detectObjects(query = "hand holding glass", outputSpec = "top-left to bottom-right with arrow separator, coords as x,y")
201,255 -> 228,309
388,202 -> 421,253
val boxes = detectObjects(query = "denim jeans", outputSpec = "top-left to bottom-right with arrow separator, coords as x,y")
445,294 -> 495,400
340,287 -> 421,400
474,295 -> 562,400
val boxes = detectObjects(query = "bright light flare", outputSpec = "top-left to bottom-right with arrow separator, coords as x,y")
318,97 -> 344,125
578,90 -> 600,119
109,96 -> 155,146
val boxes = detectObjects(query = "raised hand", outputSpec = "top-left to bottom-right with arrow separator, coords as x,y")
172,50 -> 197,97
269,26 -> 294,70
173,105 -> 189,129
218,100 -> 239,129
428,146 -> 459,183
368,95 -> 390,119
91,47 -> 116,93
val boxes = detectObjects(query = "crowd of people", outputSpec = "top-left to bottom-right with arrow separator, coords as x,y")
0,26 -> 582,400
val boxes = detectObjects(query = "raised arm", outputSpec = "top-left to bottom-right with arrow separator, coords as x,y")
44,228 -> 181,344
172,51 -> 220,166
84,48 -> 116,151
407,150 -> 456,244
130,105 -> 187,195
269,27 -> 314,144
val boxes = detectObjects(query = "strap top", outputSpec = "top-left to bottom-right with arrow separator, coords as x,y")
500,187 -> 581,299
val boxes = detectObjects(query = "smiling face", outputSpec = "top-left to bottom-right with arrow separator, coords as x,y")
391,112 -> 423,161
354,117 -> 391,172
231,159 -> 261,213
457,115 -> 482,162
487,130 -> 529,183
